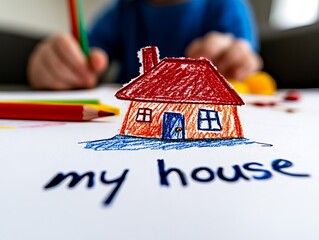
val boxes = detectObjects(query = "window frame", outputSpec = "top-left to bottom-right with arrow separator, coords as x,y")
136,108 -> 152,123
197,109 -> 222,131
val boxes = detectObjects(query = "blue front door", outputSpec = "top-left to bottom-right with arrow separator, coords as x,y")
162,112 -> 186,140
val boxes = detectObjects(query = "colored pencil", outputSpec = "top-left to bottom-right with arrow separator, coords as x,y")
68,0 -> 80,42
0,101 -> 120,115
68,0 -> 90,56
5,99 -> 100,105
86,104 -> 120,116
77,0 -> 90,56
0,102 -> 116,121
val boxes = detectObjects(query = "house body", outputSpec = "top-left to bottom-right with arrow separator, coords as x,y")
116,46 -> 244,140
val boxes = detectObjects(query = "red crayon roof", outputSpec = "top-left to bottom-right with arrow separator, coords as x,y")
116,57 -> 244,105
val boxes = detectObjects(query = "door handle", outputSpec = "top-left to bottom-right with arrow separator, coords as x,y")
175,127 -> 183,132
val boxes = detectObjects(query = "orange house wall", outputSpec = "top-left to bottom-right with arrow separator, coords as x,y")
120,101 -> 244,139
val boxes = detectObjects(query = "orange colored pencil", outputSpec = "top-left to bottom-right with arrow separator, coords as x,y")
0,102 -> 115,121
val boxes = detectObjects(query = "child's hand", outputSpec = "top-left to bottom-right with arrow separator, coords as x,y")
186,32 -> 262,80
27,34 -> 108,90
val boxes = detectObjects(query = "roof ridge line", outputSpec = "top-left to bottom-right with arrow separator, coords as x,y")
161,57 -> 211,62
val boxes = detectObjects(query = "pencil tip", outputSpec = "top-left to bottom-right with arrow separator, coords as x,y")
98,111 -> 115,117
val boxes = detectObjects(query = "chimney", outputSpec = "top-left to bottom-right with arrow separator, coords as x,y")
139,46 -> 160,74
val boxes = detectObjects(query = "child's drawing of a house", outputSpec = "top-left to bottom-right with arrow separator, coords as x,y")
115,46 -> 245,140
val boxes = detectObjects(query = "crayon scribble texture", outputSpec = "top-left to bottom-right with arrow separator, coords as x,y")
82,47 -> 268,151
81,135 -> 272,151
116,46 -> 245,140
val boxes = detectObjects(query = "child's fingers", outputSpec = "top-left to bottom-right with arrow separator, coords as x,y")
186,32 -> 234,62
28,43 -> 63,90
51,34 -> 99,88
216,40 -> 250,74
185,38 -> 202,58
28,34 -> 100,90
42,43 -> 87,88
51,34 -> 91,80
232,54 -> 263,80
200,32 -> 234,61
89,48 -> 108,74
217,40 -> 262,80
186,33 -> 263,81
33,56 -> 72,90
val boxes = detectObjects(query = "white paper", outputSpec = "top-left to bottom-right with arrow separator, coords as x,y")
0,86 -> 319,240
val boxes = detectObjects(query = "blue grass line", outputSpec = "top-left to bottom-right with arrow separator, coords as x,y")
80,135 -> 272,151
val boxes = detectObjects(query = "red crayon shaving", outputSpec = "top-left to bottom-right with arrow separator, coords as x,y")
251,101 -> 277,107
284,90 -> 301,101
249,100 -> 297,113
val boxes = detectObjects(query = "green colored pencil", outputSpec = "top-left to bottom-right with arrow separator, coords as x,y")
77,0 -> 90,56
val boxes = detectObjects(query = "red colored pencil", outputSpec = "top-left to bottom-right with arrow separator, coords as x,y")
68,0 -> 80,41
0,103 -> 114,121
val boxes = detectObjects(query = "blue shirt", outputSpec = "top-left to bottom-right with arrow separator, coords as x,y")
89,0 -> 258,82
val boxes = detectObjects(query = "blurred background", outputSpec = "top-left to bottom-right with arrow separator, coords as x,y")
0,0 -> 319,88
